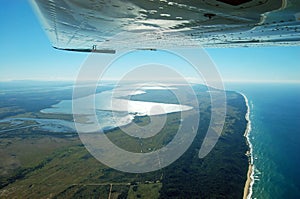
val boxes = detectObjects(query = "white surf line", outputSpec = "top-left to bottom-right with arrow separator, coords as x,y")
240,92 -> 254,199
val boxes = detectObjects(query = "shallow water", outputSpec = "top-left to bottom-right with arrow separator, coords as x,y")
41,88 -> 192,131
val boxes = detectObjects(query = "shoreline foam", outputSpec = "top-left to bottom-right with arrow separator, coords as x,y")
240,93 -> 254,199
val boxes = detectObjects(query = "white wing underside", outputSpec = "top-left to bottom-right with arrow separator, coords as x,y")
30,0 -> 300,53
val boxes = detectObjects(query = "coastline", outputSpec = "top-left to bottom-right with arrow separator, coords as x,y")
240,93 -> 254,199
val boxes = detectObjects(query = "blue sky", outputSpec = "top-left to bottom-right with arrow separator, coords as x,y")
1,1 -> 300,83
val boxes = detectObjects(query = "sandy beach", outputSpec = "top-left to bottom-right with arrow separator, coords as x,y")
241,93 -> 254,199
243,164 -> 253,199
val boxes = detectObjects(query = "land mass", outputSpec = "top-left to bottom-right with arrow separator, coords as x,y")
0,82 -> 249,198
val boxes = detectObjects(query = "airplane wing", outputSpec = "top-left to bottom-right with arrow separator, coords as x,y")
30,0 -> 300,53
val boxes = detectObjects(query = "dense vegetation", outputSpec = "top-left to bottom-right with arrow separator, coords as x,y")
159,92 -> 248,198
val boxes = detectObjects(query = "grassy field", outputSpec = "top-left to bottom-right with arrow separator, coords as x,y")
0,112 -> 167,198
106,113 -> 181,153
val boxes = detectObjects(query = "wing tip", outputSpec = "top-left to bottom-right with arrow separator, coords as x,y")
52,46 -> 116,54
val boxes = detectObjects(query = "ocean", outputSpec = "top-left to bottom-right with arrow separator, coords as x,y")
226,83 -> 300,199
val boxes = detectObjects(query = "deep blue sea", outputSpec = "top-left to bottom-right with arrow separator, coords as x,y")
226,83 -> 300,199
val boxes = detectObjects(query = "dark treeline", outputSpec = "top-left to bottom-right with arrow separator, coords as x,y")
159,92 -> 249,199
